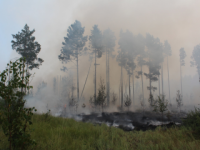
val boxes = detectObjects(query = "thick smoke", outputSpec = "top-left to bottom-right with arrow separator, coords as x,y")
3,0 -> 200,115
191,44 -> 200,79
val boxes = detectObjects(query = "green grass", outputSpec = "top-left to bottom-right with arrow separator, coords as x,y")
0,114 -> 200,150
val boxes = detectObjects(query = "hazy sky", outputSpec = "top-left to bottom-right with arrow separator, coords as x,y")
1,0 -> 200,104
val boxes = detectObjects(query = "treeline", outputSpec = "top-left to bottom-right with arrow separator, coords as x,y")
58,20 -> 200,110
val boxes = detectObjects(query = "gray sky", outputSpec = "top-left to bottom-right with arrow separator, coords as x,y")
1,0 -> 200,105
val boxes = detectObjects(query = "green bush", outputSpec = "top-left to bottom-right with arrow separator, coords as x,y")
183,107 -> 200,135
0,58 -> 37,150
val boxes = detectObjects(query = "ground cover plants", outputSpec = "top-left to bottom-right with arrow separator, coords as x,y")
0,113 -> 199,150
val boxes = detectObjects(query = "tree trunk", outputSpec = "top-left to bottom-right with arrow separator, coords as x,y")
72,76 -> 74,99
129,73 -> 131,102
94,50 -> 97,103
167,56 -> 171,104
108,50 -> 110,106
77,50 -> 79,101
158,74 -> 160,96
121,66 -> 123,109
81,61 -> 92,97
141,66 -> 144,104
132,69 -> 134,103
180,59 -> 183,95
27,63 -> 29,94
106,50 -> 110,106
161,62 -> 164,96
119,85 -> 120,104
149,67 -> 152,96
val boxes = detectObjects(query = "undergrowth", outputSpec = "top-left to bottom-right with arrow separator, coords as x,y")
0,114 -> 199,150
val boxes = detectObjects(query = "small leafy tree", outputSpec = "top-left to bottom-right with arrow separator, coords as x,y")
69,98 -> 78,114
153,95 -> 168,123
96,78 -> 107,113
124,95 -> 131,111
0,58 -> 37,150
183,107 -> 200,135
111,92 -> 117,105
89,78 -> 106,113
148,94 -> 156,110
176,90 -> 183,112
139,94 -> 145,116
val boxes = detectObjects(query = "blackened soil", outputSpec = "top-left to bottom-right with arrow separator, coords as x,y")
78,111 -> 184,131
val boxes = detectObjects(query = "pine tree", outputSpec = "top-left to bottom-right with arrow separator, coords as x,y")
103,28 -> 116,107
89,25 -> 103,104
191,44 -> 200,82
163,41 -> 172,104
179,48 -> 186,95
144,34 -> 163,98
11,24 -> 44,94
59,20 -> 88,101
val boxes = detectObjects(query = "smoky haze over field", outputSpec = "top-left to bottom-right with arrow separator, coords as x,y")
4,0 -> 200,114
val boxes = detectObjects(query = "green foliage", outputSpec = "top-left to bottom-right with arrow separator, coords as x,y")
176,90 -> 183,112
89,78 -> 106,112
0,58 -> 37,150
183,107 -> 200,135
153,95 -> 168,113
69,98 -> 78,114
59,20 -> 88,63
124,95 -> 131,111
153,95 -> 168,123
111,92 -> 117,105
148,94 -> 156,109
11,24 -> 43,70
42,109 -> 51,122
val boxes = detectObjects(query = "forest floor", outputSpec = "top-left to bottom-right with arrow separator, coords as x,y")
0,113 -> 200,150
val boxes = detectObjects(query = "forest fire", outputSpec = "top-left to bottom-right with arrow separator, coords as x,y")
57,104 -> 185,132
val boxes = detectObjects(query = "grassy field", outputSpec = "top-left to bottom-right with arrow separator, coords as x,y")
0,114 -> 200,150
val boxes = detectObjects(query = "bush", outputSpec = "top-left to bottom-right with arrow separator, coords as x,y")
0,58 -> 37,150
183,107 -> 200,135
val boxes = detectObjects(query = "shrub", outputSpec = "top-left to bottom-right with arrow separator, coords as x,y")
0,58 -> 37,150
183,107 -> 200,135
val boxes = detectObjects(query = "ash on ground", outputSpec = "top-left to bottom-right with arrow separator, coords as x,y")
57,110 -> 186,132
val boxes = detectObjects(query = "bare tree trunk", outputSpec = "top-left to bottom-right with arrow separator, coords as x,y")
180,59 -> 183,96
167,56 -> 171,104
94,50 -> 97,103
141,66 -> 144,104
106,50 -> 108,104
106,50 -> 110,106
57,75 -> 59,95
77,50 -> 79,101
121,66 -> 123,109
108,50 -> 110,106
149,67 -> 152,96
129,73 -> 131,101
161,62 -> 164,96
132,69 -> 134,103
81,61 -> 92,97
72,75 -> 74,98
119,85 -> 120,104
158,74 -> 160,96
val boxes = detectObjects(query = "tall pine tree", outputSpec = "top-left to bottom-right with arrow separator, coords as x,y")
103,28 -> 116,106
11,24 -> 43,94
89,25 -> 103,103
59,20 -> 88,101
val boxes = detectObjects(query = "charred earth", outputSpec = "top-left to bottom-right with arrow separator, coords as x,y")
60,111 -> 186,132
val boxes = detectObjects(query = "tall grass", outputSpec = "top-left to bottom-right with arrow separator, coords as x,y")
0,114 -> 200,150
